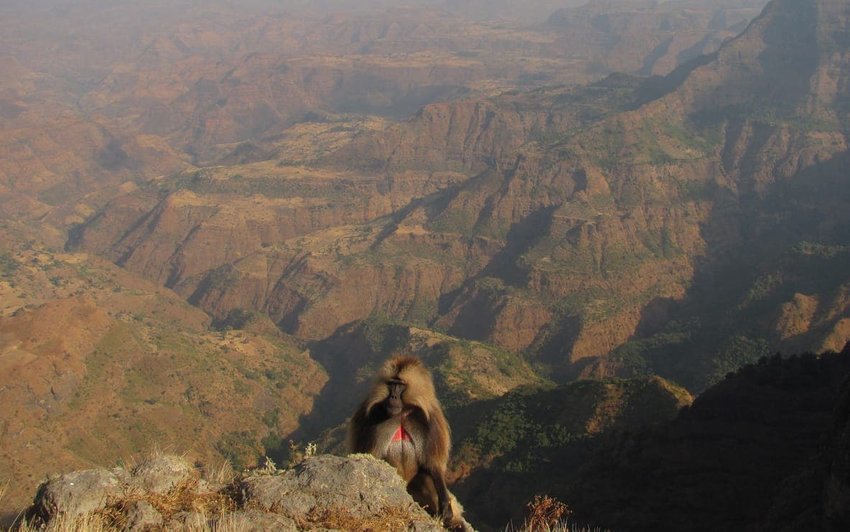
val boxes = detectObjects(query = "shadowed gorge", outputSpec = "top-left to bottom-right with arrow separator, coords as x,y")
449,345 -> 850,530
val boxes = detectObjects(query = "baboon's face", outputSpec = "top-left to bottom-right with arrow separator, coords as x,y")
385,378 -> 406,416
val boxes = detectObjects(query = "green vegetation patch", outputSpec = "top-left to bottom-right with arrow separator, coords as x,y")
709,335 -> 772,385
71,322 -> 142,408
362,314 -> 412,354
791,241 -> 850,259
609,326 -> 694,377
215,431 -> 262,471
203,265 -> 241,291
453,376 -> 690,474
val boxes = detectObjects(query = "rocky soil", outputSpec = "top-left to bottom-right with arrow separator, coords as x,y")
21,454 -> 465,531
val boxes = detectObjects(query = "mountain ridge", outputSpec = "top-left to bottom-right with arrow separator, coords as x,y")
66,0 -> 850,387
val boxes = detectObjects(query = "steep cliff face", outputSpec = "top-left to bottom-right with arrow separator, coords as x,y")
68,162 -> 467,297
0,0 -> 768,245
665,0 -> 848,118
67,0 -> 850,385
72,78 -> 673,355
329,97 -> 560,173
330,76 -> 652,174
580,0 -> 850,388
545,0 -> 768,76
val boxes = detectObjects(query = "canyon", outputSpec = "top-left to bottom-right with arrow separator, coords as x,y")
3,0 -> 850,528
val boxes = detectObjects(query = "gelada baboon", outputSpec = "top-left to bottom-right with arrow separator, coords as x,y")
349,355 -> 465,529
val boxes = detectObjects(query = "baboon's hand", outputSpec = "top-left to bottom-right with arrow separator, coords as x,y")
440,504 -> 455,525
445,515 -> 473,532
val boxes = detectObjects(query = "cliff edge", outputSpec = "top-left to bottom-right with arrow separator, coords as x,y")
19,454 -> 467,531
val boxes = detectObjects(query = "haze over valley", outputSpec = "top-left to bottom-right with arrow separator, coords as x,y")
3,0 -> 850,529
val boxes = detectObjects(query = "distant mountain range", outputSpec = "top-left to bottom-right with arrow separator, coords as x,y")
2,0 -> 849,527
69,0 -> 849,392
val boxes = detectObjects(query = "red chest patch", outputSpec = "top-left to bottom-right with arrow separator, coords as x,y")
391,424 -> 413,442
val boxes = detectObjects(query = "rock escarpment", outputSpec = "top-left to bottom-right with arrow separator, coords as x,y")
24,454 -> 464,531
66,0 -> 850,387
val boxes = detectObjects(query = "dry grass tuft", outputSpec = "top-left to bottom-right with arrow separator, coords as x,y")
285,440 -> 318,469
15,512 -> 112,532
14,477 -> 237,532
14,507 -> 249,532
508,495 -> 608,532
99,477 -> 236,529
298,505 -> 427,531
202,457 -> 237,486
524,495 -> 571,531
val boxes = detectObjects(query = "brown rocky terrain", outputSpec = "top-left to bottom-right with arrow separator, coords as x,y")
69,0 -> 848,391
61,0 -> 848,395
0,225 -> 540,521
1,0 -> 776,376
0,0 -> 763,224
0,230 -> 328,517
4,0 -> 850,527
582,0 -> 850,387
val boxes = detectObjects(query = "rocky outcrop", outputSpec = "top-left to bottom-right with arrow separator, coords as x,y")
25,454 -> 465,531
328,98 -> 557,173
31,468 -> 129,523
664,0 -> 847,117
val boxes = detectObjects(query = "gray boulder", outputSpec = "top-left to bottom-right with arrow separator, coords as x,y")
242,454 -> 413,515
32,468 -> 125,521
239,454 -> 444,530
131,455 -> 196,494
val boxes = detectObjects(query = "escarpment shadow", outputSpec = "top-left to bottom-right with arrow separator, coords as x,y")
580,146 -> 850,391
476,205 -> 558,287
569,348 -> 850,532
